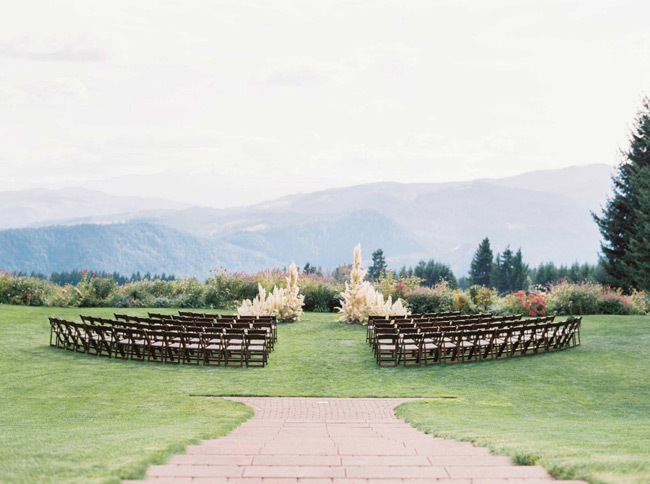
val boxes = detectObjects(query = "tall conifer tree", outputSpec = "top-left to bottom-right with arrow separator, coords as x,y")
469,237 -> 493,287
594,97 -> 650,290
367,249 -> 387,281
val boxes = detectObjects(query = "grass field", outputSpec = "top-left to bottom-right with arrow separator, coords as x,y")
1,306 -> 648,484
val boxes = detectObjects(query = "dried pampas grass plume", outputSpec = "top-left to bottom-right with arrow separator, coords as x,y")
338,243 -> 408,324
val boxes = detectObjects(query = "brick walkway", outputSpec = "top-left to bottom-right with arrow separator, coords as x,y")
124,397 -> 586,484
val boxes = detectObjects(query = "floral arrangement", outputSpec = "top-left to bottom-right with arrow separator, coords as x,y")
338,244 -> 408,324
237,262 -> 305,321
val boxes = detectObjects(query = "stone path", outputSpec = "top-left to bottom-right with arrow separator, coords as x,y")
124,397 -> 586,484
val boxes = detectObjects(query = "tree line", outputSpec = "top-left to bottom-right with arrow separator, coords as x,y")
10,270 -> 177,286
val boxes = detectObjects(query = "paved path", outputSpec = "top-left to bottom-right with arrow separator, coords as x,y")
125,397 -> 586,484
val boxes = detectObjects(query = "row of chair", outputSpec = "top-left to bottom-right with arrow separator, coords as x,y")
373,315 -> 581,366
49,312 -> 277,367
366,313 -> 524,345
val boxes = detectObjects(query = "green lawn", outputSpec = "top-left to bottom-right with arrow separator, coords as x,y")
1,306 -> 648,484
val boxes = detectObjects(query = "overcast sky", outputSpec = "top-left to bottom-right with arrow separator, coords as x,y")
1,0 -> 648,207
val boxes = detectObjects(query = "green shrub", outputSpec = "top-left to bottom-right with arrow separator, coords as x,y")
0,274 -> 54,306
172,278 -> 205,308
404,284 -> 454,313
205,272 -> 258,309
301,281 -> 340,312
544,281 -> 600,315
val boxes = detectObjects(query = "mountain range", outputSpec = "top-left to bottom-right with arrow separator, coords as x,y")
0,164 -> 613,278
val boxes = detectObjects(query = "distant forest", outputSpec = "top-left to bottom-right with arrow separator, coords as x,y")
13,270 -> 176,286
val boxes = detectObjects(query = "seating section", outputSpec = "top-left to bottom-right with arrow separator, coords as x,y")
48,312 -> 277,367
367,312 -> 582,367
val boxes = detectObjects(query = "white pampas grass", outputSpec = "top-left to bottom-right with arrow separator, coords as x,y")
237,262 -> 305,321
338,243 -> 408,324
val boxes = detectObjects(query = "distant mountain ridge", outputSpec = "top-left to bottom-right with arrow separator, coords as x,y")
0,164 -> 614,277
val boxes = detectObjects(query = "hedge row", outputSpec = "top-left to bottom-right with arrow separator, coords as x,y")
0,270 -> 647,316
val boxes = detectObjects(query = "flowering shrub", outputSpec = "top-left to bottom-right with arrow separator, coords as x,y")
376,271 -> 422,300
0,266 -> 647,315
237,263 -> 305,321
543,281 -> 600,315
403,282 -> 455,314
338,244 -> 408,324
452,289 -> 473,313
468,285 -> 496,312
0,270 -> 53,306
501,290 -> 546,316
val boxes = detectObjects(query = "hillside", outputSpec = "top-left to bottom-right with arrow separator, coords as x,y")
0,223 -> 281,277
0,188 -> 188,229
0,164 -> 613,276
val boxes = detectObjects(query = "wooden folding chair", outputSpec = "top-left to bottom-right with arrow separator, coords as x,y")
202,329 -> 223,366
440,331 -> 461,364
182,331 -> 203,365
252,322 -> 274,351
111,325 -> 131,360
49,317 -> 65,348
421,331 -> 441,365
245,333 -> 267,367
370,322 -> 394,347
85,324 -> 113,358
69,321 -> 88,354
400,333 -> 423,367
458,330 -> 482,363
492,327 -> 512,359
164,331 -> 184,364
377,334 -> 400,367
145,330 -> 166,363
373,327 -> 398,355
224,332 -> 245,367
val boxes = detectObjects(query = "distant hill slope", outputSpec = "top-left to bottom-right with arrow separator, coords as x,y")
0,188 -> 188,229
0,223 -> 281,277
0,164 -> 613,275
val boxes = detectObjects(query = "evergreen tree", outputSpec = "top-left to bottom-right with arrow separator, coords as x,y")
628,165 -> 650,289
367,249 -> 387,281
413,259 -> 457,288
512,249 -> 529,291
533,262 -> 558,286
594,97 -> 650,290
491,246 -> 528,293
469,237 -> 493,286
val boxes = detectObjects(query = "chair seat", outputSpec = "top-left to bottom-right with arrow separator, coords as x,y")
379,344 -> 397,350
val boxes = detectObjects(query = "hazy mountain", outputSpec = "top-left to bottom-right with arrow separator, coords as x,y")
0,164 -> 614,276
0,223 -> 282,277
0,188 -> 189,229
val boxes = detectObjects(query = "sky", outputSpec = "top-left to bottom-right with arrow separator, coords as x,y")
1,0 -> 649,207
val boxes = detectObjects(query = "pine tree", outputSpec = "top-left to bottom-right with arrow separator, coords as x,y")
491,246 -> 528,293
628,165 -> 650,290
469,237 -> 493,287
367,249 -> 387,281
512,249 -> 529,291
594,97 -> 650,290
413,259 -> 457,288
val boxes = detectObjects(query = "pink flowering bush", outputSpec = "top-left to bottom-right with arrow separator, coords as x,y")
501,290 -> 547,316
